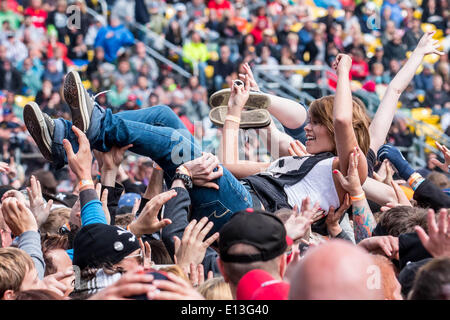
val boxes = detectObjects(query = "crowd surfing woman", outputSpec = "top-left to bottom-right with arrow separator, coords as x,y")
23,53 -> 371,236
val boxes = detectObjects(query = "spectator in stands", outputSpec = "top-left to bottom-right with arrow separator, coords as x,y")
213,44 -> 235,91
0,1 -> 20,30
256,28 -> 279,61
3,32 -> 28,64
170,3 -> 189,34
131,75 -> 151,108
414,63 -> 435,92
19,57 -> 42,96
184,88 -> 210,122
426,74 -> 450,111
182,31 -> 209,87
381,0 -> 404,28
130,42 -> 159,82
384,30 -> 408,62
147,2 -> 166,35
107,78 -> 131,111
350,48 -> 369,82
42,59 -> 64,91
46,0 -> 68,44
0,60 -> 22,93
404,17 -> 424,51
111,0 -> 135,24
114,59 -> 135,89
94,15 -> 135,63
24,0 -> 48,31
208,0 -> 233,20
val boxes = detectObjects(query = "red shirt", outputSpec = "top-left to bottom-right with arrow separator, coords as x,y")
207,0 -> 232,19
24,7 -> 48,30
350,60 -> 369,80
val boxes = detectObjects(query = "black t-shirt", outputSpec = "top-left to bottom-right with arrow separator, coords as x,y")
367,148 -> 376,178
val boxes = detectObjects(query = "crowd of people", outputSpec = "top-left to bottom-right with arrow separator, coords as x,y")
0,0 -> 449,302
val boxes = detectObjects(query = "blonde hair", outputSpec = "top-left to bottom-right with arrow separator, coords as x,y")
158,265 -> 189,282
39,207 -> 70,234
308,95 -> 371,155
197,276 -> 233,300
0,247 -> 34,297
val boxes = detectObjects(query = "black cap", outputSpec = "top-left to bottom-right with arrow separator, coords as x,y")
73,223 -> 140,270
219,209 -> 287,263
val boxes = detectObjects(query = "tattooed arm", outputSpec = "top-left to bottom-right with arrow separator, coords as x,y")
333,147 -> 377,243
352,198 -> 377,243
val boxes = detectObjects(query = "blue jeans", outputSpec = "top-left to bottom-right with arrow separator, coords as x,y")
51,105 -> 252,233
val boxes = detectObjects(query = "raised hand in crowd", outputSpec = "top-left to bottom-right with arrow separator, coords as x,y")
325,194 -> 351,238
357,235 -> 400,260
415,208 -> 450,258
89,267 -> 155,300
93,144 -> 133,185
69,199 -> 81,228
238,62 -> 260,92
373,159 -> 395,186
1,197 -> 38,236
181,153 -> 224,189
63,126 -> 93,182
334,147 -> 376,243
128,190 -> 176,238
173,217 -> 220,276
284,197 -> 318,242
27,175 -> 53,227
147,271 -> 205,300
95,183 -> 110,224
431,142 -> 450,174
138,238 -> 153,269
414,30 -> 445,57
187,263 -> 214,288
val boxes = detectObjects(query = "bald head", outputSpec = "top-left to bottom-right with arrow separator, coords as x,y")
288,240 -> 383,300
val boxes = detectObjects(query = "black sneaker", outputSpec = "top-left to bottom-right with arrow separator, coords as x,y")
23,102 -> 54,162
63,70 -> 94,132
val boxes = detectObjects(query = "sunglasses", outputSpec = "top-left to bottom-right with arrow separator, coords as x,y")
124,249 -> 144,265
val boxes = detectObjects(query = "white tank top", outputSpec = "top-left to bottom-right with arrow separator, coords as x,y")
263,156 -> 340,213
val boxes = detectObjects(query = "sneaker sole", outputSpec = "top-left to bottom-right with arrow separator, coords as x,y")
64,70 -> 89,132
209,89 -> 271,110
209,106 -> 271,129
23,102 -> 53,162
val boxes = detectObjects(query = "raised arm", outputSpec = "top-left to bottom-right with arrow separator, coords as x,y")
332,54 -> 368,183
219,78 -> 270,178
369,31 -> 444,153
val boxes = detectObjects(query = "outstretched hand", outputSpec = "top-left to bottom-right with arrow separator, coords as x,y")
63,126 -> 92,180
173,217 -> 219,275
238,62 -> 260,92
284,197 -> 318,242
27,175 -> 53,227
333,147 -> 364,197
332,53 -> 352,76
228,75 -> 250,110
414,31 -> 445,56
431,141 -> 450,173
415,208 -> 450,258
128,190 -> 176,237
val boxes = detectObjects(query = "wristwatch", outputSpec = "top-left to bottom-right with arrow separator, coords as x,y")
173,165 -> 193,189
